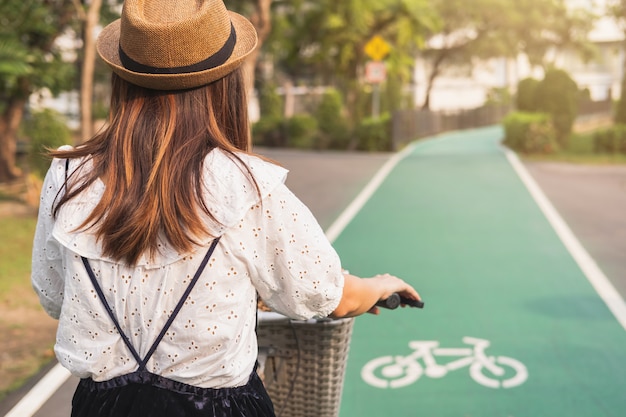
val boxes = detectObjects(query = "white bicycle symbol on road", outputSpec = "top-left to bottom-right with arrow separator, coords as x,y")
361,336 -> 528,389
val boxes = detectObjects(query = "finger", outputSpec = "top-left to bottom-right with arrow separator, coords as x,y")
367,306 -> 380,315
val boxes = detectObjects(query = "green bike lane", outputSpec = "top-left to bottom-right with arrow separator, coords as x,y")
332,126 -> 626,417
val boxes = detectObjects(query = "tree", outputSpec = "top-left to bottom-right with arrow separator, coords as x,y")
419,0 -> 595,109
73,0 -> 104,142
230,0 -> 274,99
0,0 -> 76,182
262,0 -> 435,122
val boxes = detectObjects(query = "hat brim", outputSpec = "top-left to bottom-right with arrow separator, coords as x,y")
96,11 -> 258,90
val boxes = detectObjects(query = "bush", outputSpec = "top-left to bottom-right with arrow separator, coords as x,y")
502,112 -> 559,154
258,81 -> 283,119
533,69 -> 579,147
614,78 -> 626,124
314,88 -> 350,150
252,115 -> 285,147
592,125 -> 626,154
354,114 -> 392,152
285,115 -> 318,149
516,78 -> 540,112
21,109 -> 72,177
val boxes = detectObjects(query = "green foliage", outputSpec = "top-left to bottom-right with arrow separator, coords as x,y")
614,77 -> 626,125
251,113 -> 323,150
21,109 -> 72,177
516,78 -> 540,112
264,0 -> 435,124
502,112 -> 559,154
285,115 -> 318,149
419,0 -> 594,109
484,87 -> 512,107
512,70 -> 581,149
533,69 -> 580,146
0,39 -> 33,88
314,88 -> 350,149
252,115 -> 285,147
592,125 -> 626,154
258,82 -> 284,119
267,0 -> 434,80
0,0 -> 76,98
0,217 -> 37,295
381,75 -> 413,114
354,114 -> 393,152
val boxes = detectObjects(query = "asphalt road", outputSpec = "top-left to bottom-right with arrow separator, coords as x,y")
1,145 -> 624,417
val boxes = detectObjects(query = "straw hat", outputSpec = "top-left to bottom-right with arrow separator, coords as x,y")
96,0 -> 258,90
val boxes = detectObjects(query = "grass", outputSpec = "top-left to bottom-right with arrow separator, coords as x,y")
0,217 -> 37,301
0,191 -> 24,203
521,131 -> 626,165
0,213 -> 57,402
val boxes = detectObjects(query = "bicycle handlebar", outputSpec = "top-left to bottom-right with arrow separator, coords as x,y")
375,293 -> 424,309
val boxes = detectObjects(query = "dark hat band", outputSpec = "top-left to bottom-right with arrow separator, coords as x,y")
119,23 -> 236,75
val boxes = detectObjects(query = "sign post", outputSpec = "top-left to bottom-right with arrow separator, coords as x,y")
363,36 -> 390,119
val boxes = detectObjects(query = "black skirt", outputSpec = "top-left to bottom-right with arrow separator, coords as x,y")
71,370 -> 276,417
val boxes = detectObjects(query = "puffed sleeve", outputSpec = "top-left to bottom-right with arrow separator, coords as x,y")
249,183 -> 345,320
31,158 -> 66,319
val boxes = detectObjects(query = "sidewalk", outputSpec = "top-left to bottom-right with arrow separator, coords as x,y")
333,126 -> 626,416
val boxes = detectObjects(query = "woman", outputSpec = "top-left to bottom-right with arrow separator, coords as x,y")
31,0 -> 421,416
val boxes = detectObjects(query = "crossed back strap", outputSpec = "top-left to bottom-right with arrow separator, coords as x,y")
64,159 -> 223,370
81,237 -> 220,370
81,232 -> 221,370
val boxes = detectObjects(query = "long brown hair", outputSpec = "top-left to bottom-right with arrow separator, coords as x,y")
52,68 -> 256,265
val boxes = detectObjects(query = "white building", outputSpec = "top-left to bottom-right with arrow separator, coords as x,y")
412,1 -> 625,111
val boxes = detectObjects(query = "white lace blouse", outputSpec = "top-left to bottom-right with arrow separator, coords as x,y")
31,147 -> 344,388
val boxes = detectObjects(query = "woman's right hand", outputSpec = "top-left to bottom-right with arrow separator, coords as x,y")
364,273 -> 421,315
330,272 -> 421,318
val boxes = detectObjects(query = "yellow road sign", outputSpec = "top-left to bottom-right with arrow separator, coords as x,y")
364,35 -> 390,61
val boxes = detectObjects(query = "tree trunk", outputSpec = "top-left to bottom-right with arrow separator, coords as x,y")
244,0 -> 272,148
421,52 -> 446,110
244,0 -> 272,95
0,98 -> 26,182
79,0 -> 103,142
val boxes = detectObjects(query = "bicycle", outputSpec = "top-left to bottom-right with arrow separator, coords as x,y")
361,336 -> 528,389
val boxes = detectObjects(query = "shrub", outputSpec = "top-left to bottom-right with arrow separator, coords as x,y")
502,112 -> 559,154
533,69 -> 579,147
614,78 -> 626,124
258,82 -> 283,119
285,115 -> 318,149
515,78 -> 540,112
354,114 -> 392,152
592,124 -> 626,154
252,116 -> 285,147
314,88 -> 350,150
21,109 -> 72,177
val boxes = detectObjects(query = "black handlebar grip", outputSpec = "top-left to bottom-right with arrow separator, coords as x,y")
375,293 -> 402,309
375,293 -> 424,309
399,296 -> 424,308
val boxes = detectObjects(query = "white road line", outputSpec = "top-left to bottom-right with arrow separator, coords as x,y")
3,363 -> 71,417
504,147 -> 626,331
325,143 -> 416,243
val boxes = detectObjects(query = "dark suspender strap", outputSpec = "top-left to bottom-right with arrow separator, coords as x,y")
82,237 -> 221,369
139,237 -> 221,368
82,256 -> 144,366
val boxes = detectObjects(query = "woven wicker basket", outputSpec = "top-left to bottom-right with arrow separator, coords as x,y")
257,312 -> 355,417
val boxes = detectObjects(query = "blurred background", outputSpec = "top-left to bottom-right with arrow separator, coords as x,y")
1,0 -> 626,411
